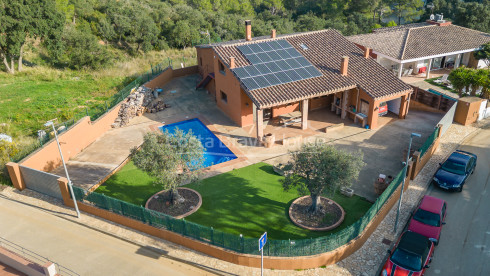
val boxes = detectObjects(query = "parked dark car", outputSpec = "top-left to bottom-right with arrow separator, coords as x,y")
381,231 -> 435,276
408,195 -> 447,245
432,150 -> 477,192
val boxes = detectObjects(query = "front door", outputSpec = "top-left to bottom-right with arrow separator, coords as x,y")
360,100 -> 369,115
263,108 -> 272,121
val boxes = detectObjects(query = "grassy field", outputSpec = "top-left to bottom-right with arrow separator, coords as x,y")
97,162 -> 372,240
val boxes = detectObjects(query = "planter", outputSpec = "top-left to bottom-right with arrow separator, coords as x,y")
264,133 -> 275,148
289,196 -> 345,231
145,187 -> 202,219
340,187 -> 354,197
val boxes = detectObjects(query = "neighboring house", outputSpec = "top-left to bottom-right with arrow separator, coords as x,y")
348,20 -> 490,79
196,21 -> 413,140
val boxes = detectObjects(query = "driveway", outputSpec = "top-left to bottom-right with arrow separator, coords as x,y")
424,125 -> 490,276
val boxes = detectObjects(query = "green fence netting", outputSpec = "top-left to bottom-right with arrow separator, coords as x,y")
418,127 -> 440,158
71,167 -> 406,257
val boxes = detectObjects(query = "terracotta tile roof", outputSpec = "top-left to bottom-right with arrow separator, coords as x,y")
348,23 -> 490,61
211,29 -> 412,109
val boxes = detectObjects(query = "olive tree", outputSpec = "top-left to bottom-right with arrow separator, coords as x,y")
281,143 -> 365,213
474,42 -> 490,68
131,130 -> 205,205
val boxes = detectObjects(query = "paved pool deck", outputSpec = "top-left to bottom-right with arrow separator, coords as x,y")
53,74 -> 444,201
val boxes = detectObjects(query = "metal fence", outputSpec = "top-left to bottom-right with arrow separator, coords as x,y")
418,127 -> 440,158
72,166 -> 406,257
11,63 -> 171,164
19,165 -> 63,199
0,237 -> 79,276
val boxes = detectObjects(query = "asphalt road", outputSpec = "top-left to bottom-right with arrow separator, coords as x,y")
425,126 -> 490,276
0,196 -> 218,276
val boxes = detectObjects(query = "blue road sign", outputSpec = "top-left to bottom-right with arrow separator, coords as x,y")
259,232 -> 267,251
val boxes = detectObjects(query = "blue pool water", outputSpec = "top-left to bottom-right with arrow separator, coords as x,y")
158,118 -> 237,168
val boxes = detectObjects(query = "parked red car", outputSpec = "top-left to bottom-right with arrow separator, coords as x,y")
408,195 -> 447,245
381,231 -> 435,276
379,102 -> 388,116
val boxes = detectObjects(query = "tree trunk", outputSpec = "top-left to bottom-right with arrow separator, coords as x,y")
308,194 -> 321,213
169,188 -> 183,205
2,55 -> 14,74
10,55 -> 15,74
18,44 -> 25,72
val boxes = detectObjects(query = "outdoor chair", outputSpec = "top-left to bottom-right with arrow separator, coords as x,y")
434,74 -> 449,84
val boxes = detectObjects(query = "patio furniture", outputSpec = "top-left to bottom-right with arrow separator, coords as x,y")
407,68 -> 413,75
434,74 -> 449,84
279,111 -> 302,127
354,113 -> 367,128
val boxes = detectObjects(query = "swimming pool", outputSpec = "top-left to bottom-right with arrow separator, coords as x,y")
159,118 -> 237,168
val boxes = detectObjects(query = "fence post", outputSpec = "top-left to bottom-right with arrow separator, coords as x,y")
105,101 -> 109,112
182,219 -> 187,236
210,227 -> 214,244
240,234 -> 244,253
85,108 -> 89,117
410,151 -> 421,180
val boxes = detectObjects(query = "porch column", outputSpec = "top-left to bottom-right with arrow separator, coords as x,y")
367,100 -> 379,129
455,54 -> 462,68
399,94 -> 409,119
398,63 -> 403,78
426,58 -> 433,79
256,108 -> 264,142
301,99 -> 309,130
341,90 -> 349,119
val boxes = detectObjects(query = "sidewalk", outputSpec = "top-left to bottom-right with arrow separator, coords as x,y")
0,120 -> 483,276
0,195 -> 218,276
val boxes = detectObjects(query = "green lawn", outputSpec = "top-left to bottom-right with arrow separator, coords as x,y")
98,162 -> 372,240
0,69 -> 126,137
425,78 -> 459,95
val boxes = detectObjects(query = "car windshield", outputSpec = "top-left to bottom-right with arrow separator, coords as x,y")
413,209 -> 440,227
441,160 -> 466,175
391,248 -> 422,271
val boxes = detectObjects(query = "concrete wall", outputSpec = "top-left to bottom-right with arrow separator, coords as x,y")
145,66 -> 199,89
0,247 -> 54,276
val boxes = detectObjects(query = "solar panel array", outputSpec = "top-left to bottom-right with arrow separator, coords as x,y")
232,40 -> 322,91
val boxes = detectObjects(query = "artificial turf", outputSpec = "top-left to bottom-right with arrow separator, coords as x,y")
97,162 -> 372,239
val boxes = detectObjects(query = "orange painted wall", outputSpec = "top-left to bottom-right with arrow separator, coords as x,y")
272,103 -> 300,117
21,104 -> 122,172
310,96 -> 329,110
213,56 -> 252,127
20,66 -> 199,172
197,48 -> 217,97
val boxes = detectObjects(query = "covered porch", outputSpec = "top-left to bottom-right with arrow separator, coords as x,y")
376,50 -> 477,80
250,88 -> 410,142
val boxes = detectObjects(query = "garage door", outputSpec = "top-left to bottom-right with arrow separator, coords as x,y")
387,98 -> 401,115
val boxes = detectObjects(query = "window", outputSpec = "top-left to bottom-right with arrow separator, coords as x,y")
219,61 -> 225,75
221,91 -> 228,103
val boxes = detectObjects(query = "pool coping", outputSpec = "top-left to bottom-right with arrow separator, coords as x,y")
149,114 -> 248,173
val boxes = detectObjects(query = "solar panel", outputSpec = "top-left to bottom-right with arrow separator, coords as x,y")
264,73 -> 282,86
255,64 -> 272,74
232,39 -> 322,91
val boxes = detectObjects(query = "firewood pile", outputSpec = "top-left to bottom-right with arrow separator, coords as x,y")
112,86 -> 168,128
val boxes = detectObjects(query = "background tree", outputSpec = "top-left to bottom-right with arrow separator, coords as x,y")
131,130 -> 205,205
474,42 -> 490,68
281,143 -> 364,213
390,0 -> 424,25
448,66 -> 473,96
61,27 -> 111,69
0,0 -> 64,74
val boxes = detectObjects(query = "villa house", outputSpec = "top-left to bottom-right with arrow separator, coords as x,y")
348,19 -> 490,79
195,21 -> 413,140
